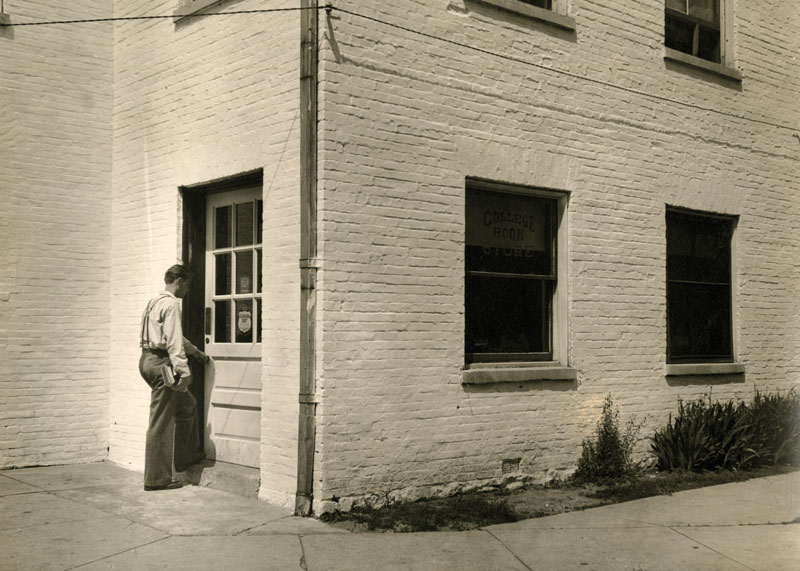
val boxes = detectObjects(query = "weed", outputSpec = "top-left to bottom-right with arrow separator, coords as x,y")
573,394 -> 643,483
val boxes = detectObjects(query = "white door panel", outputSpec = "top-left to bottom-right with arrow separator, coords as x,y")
204,188 -> 262,468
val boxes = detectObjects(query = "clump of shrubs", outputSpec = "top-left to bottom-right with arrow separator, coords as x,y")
650,389 -> 800,472
573,394 -> 643,483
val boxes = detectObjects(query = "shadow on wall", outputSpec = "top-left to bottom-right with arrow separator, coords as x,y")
666,373 -> 746,387
462,379 -> 578,394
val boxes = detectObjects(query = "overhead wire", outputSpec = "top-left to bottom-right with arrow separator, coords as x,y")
1,2 -> 795,133
0,6 -> 324,27
329,6 -> 796,134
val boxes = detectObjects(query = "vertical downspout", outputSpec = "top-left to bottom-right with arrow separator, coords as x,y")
296,0 -> 319,517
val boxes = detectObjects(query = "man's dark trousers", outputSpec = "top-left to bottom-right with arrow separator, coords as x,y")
139,349 -> 201,487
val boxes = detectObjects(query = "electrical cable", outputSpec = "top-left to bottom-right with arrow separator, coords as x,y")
2,2 -> 796,133
0,6 -> 324,27
329,6 -> 797,134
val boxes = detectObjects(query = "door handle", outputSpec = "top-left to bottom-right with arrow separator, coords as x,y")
204,307 -> 212,336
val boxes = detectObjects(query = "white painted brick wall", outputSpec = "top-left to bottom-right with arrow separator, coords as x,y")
314,0 -> 800,506
107,0 -> 301,504
0,1 -> 113,468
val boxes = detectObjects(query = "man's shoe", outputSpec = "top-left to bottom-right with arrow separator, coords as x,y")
144,481 -> 184,491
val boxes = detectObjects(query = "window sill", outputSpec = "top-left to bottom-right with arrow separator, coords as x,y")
173,0 -> 227,23
475,0 -> 576,31
665,363 -> 745,377
664,48 -> 742,81
462,362 -> 577,384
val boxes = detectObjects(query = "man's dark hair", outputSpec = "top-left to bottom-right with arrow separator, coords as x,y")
164,264 -> 193,284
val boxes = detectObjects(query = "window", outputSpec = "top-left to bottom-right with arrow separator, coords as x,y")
665,0 -> 721,63
520,0 -> 552,8
465,183 -> 557,363
666,208 -> 735,363
477,0 -> 576,31
211,197 -> 263,345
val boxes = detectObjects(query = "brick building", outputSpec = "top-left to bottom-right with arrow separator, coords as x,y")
2,0 -> 798,514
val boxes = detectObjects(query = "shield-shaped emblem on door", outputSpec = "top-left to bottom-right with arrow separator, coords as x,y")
237,309 -> 252,334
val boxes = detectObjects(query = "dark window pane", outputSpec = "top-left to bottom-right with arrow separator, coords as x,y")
665,14 -> 695,55
667,211 -> 732,283
214,300 -> 231,343
688,0 -> 717,24
466,275 -> 551,359
215,206 -> 232,249
235,299 -> 253,343
236,202 -> 254,246
257,249 -> 262,293
666,0 -> 686,12
519,0 -> 552,8
215,253 -> 232,295
236,250 -> 254,294
466,188 -> 553,276
697,26 -> 720,62
256,200 -> 263,244
667,282 -> 732,361
256,298 -> 262,343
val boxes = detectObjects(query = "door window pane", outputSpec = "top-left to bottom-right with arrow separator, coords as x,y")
215,253 -> 232,295
236,202 -> 254,246
214,300 -> 231,343
236,251 -> 254,294
256,200 -> 263,244
215,206 -> 232,249
257,298 -> 262,343
257,249 -> 262,293
235,299 -> 253,343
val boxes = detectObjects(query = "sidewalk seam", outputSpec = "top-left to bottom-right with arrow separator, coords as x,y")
668,526 -> 758,571
483,528 -> 534,571
65,536 -> 172,570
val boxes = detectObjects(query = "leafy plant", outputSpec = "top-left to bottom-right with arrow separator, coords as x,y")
650,389 -> 800,472
573,394 -> 643,483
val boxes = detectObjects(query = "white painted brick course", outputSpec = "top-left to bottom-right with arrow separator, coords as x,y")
107,0 -> 302,504
314,0 -> 800,508
1,1 -> 113,468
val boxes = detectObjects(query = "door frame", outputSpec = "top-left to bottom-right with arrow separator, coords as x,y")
180,169 -> 264,448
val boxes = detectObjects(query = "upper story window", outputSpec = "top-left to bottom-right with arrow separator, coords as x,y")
666,208 -> 735,364
477,0 -> 576,31
520,0 -> 552,8
665,0 -> 720,63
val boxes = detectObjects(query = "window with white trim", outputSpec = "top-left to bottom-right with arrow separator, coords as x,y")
665,0 -> 724,64
477,0 -> 576,31
666,208 -> 735,363
465,182 -> 558,364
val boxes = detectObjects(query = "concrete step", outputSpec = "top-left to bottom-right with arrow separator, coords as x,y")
176,459 -> 260,498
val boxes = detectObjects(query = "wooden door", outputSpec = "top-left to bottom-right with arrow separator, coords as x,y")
203,188 -> 262,468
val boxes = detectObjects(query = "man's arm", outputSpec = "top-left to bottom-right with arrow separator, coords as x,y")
183,337 -> 209,363
162,300 -> 192,385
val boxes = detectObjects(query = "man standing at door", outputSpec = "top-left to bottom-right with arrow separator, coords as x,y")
139,264 -> 208,491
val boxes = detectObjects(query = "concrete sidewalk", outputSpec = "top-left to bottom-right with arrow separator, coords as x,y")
1,462 -> 797,571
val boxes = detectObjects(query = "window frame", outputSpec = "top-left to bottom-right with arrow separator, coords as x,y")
476,0 -> 576,31
663,0 -> 740,80
465,180 -> 561,365
665,206 -> 737,365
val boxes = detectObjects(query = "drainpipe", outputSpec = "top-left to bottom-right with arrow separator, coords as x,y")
296,0 -> 319,517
